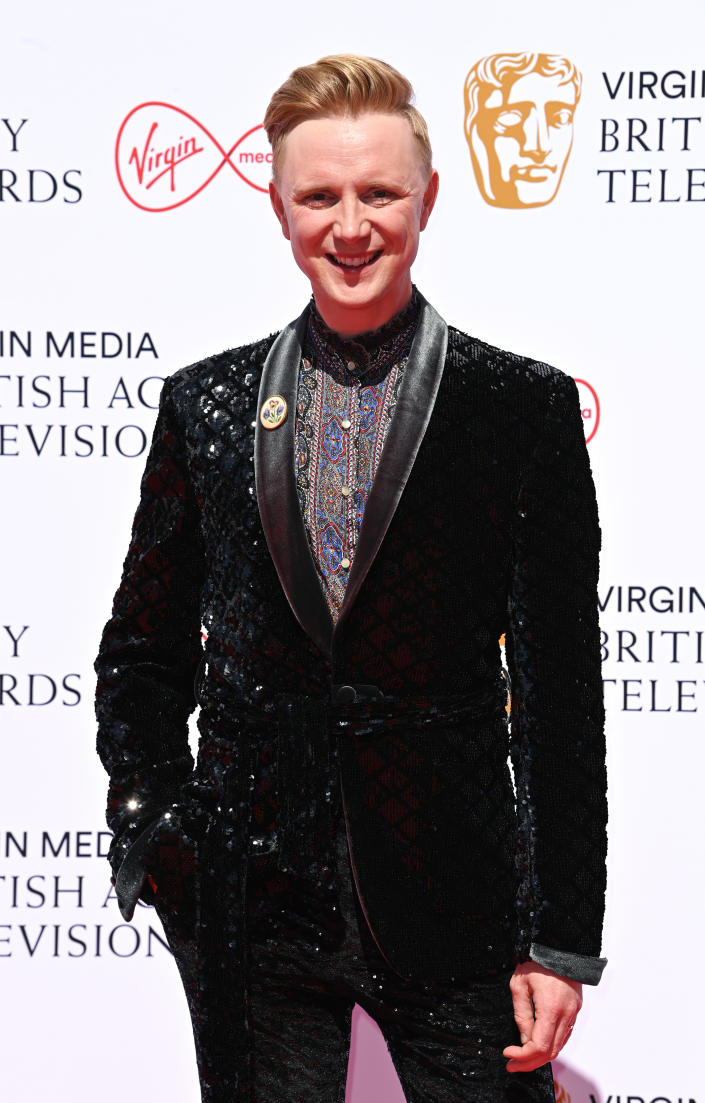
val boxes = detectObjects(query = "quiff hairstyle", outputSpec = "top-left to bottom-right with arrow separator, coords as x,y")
264,54 -> 433,180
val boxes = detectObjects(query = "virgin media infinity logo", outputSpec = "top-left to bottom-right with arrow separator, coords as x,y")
575,377 -> 600,443
115,102 -> 270,211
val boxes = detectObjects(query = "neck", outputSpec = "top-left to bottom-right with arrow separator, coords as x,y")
313,283 -> 414,339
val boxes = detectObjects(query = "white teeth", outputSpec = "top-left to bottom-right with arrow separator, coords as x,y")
331,252 -> 380,268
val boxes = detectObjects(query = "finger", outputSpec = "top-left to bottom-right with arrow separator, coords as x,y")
502,1044 -> 525,1059
503,1009 -> 558,1073
503,1039 -> 554,1073
509,975 -> 535,1044
534,990 -> 581,1058
505,1006 -> 573,1072
530,1010 -> 558,1065
553,1013 -> 578,1056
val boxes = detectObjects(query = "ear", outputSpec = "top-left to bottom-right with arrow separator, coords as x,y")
269,180 -> 291,241
420,170 -> 439,231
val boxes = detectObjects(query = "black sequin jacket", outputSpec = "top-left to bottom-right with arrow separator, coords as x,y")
95,295 -> 607,993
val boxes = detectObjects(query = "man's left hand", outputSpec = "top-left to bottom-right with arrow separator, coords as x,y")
503,962 -> 583,1072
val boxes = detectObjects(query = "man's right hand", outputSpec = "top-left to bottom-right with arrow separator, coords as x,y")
503,962 -> 583,1072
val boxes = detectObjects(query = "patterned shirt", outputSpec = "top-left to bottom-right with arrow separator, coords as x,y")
295,289 -> 421,621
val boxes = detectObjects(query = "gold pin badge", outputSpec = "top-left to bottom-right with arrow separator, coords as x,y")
259,395 -> 288,430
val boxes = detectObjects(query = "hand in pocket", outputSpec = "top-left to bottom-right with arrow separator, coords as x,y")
144,813 -> 200,919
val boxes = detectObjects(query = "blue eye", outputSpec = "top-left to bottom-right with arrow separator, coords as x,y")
302,192 -> 334,207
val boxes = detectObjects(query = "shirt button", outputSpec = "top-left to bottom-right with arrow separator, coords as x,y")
341,557 -> 351,569
341,418 -> 351,430
341,486 -> 351,497
346,360 -> 356,372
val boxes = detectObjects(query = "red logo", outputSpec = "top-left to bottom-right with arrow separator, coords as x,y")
575,377 -> 600,442
115,102 -> 270,211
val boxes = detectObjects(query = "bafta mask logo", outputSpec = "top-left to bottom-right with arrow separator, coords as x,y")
463,52 -> 582,208
553,1079 -> 571,1103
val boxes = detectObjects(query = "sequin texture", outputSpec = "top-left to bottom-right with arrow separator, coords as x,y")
95,298 -> 607,1101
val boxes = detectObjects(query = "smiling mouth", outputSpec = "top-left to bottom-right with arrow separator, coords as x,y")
326,250 -> 383,270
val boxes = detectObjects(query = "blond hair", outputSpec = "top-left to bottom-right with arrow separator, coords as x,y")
264,54 -> 433,179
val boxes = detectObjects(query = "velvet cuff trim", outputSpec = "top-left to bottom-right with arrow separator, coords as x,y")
529,942 -> 607,985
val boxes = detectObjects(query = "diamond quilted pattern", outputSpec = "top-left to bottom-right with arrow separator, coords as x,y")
95,312 -> 608,1097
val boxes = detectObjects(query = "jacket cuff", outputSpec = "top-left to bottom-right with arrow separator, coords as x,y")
113,815 -> 165,921
529,942 -> 607,985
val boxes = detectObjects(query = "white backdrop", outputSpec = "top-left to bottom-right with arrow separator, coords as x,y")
2,3 -> 703,1101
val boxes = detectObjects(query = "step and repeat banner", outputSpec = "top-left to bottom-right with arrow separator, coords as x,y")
2,2 -> 703,1101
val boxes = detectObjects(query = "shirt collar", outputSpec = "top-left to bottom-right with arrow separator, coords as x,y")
305,286 -> 421,378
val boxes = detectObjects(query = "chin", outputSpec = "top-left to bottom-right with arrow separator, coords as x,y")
322,276 -> 383,303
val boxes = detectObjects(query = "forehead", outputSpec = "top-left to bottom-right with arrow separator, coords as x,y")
483,72 -> 577,110
278,113 -> 424,186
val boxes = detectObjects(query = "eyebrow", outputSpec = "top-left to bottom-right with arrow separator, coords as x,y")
295,179 -> 404,189
292,180 -> 408,198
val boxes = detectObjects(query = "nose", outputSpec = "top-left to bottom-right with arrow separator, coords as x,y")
521,107 -> 551,161
334,194 -> 371,242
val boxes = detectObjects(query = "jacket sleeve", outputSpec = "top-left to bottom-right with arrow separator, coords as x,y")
94,374 -> 205,903
505,370 -> 607,984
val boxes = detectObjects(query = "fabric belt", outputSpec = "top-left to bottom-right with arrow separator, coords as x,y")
268,676 -> 509,882
328,676 -> 509,726
330,682 -> 384,706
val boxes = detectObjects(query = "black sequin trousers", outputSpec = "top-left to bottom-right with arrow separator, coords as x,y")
158,811 -> 555,1103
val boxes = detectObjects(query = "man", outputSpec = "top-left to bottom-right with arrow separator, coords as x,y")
463,52 -> 581,208
96,54 -> 607,1103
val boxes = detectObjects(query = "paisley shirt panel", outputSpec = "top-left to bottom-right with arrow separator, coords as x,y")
295,290 -> 421,620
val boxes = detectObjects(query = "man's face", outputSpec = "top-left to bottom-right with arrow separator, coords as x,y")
270,113 -> 438,336
469,72 -> 577,208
